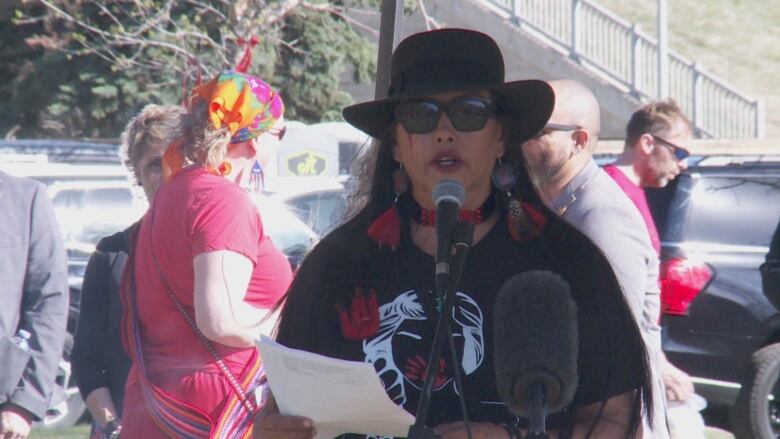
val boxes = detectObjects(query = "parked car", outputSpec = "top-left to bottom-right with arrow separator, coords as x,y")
282,187 -> 351,237
264,176 -> 353,237
308,121 -> 371,175
252,194 -> 319,269
645,154 -> 780,439
0,139 -> 120,164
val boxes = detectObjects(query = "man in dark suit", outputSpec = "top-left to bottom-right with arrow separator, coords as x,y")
0,170 -> 69,438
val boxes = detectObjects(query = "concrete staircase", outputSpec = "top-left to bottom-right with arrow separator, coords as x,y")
343,0 -> 763,139
422,0 -> 641,139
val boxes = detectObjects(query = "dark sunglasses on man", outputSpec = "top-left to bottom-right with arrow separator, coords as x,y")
394,96 -> 499,134
530,123 -> 581,139
651,134 -> 690,160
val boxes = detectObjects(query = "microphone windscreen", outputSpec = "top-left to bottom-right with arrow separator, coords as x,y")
493,270 -> 578,417
432,179 -> 465,208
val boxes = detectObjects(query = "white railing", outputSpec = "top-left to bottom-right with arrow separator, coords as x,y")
481,0 -> 764,138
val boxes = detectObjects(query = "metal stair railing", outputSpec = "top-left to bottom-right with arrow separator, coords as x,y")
478,0 -> 764,138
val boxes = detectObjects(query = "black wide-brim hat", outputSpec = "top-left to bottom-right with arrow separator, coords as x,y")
343,28 -> 554,141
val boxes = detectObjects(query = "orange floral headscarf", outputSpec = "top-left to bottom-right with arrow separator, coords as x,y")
162,71 -> 284,180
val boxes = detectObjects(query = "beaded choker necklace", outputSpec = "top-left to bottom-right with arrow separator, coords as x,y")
409,195 -> 496,226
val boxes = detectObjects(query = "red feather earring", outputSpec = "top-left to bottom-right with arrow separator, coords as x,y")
367,165 -> 409,248
492,158 -> 546,241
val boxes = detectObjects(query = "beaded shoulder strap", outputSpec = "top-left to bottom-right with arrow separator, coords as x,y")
148,206 -> 258,414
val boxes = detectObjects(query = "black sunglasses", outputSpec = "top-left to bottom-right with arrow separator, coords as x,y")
651,135 -> 690,160
394,96 -> 499,134
267,126 -> 287,141
531,123 -> 581,139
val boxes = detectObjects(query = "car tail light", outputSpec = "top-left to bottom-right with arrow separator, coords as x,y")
660,257 -> 713,316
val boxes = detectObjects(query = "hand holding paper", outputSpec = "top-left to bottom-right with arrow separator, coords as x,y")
256,336 -> 414,439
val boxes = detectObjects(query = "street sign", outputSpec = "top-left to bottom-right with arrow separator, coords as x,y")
286,150 -> 328,176
277,123 -> 339,178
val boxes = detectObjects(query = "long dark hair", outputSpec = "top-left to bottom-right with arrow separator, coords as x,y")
276,98 -> 652,438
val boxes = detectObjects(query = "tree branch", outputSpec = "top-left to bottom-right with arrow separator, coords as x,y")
418,0 -> 440,30
183,0 -> 229,21
302,2 -> 379,37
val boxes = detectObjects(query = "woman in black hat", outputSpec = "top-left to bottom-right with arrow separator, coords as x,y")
255,29 -> 651,438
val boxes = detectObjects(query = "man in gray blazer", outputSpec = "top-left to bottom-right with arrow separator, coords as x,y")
523,80 -> 674,438
0,170 -> 69,438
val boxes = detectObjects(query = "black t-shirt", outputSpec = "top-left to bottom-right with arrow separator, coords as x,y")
277,218 -> 644,436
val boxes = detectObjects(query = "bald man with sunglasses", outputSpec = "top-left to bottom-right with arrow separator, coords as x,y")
523,79 -> 673,438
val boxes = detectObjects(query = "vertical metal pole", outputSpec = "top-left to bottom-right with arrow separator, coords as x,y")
692,62 -> 703,135
571,0 -> 582,59
756,98 -> 766,138
511,0 -> 521,24
375,0 -> 404,99
630,24 -> 640,97
657,0 -> 668,98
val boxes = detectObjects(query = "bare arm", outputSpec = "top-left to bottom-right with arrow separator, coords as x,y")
433,391 -> 640,439
84,387 -> 119,427
434,421 -> 512,438
253,394 -> 316,439
193,250 -> 277,347
660,355 -> 694,402
567,391 -> 641,439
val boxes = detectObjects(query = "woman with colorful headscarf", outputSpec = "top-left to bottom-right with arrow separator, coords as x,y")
120,71 -> 292,438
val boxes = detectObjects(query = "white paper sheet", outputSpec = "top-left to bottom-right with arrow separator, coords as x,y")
257,335 -> 415,439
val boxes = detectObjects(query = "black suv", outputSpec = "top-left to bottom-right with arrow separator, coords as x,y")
645,155 -> 780,439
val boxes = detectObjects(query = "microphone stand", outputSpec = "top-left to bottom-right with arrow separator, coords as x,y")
523,383 -> 549,439
408,222 -> 475,439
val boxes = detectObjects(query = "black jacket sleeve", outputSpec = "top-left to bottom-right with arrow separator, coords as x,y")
71,244 -> 113,400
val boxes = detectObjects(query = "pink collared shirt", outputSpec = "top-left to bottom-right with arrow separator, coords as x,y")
603,164 -> 661,255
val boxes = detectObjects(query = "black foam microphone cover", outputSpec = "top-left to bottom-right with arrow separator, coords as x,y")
433,180 -> 465,238
493,270 -> 579,417
432,180 -> 465,269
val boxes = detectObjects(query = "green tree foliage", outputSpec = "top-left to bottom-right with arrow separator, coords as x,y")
0,0 -> 403,139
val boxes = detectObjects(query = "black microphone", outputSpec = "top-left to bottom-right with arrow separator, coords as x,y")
432,180 -> 466,280
410,181 -> 468,439
493,271 -> 578,436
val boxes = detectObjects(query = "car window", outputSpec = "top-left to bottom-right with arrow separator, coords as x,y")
687,175 -> 780,247
34,175 -> 126,186
84,187 -> 133,209
254,196 -> 317,256
286,191 -> 348,236
52,189 -> 85,209
48,182 -> 144,246
285,194 -> 318,220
